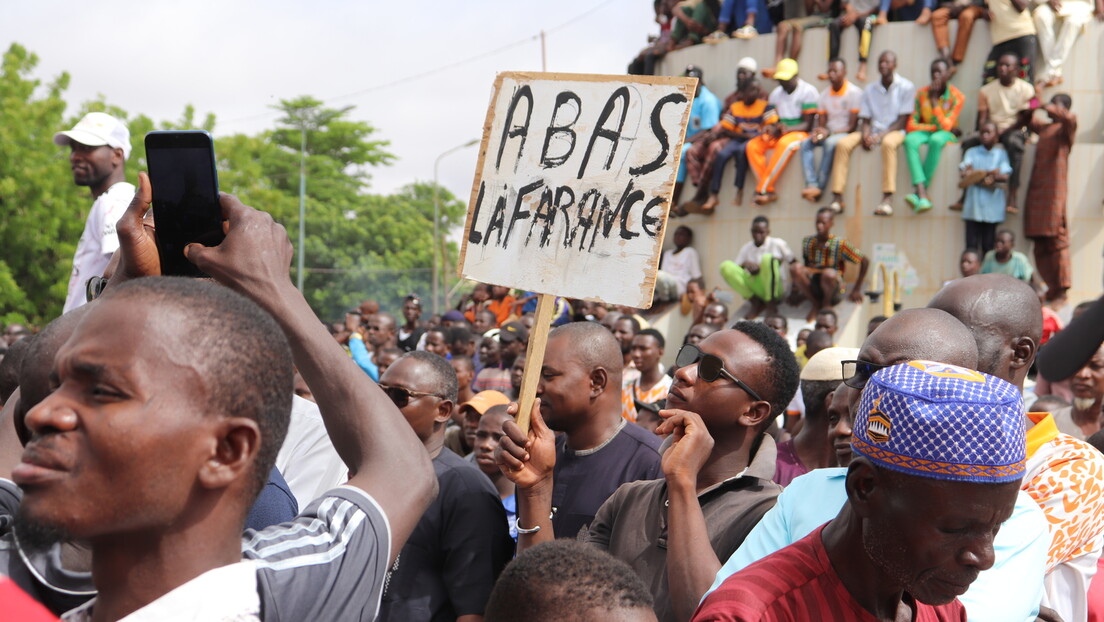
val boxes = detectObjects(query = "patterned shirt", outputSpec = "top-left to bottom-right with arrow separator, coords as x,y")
1024,412 -> 1104,622
907,85 -> 966,133
800,234 -> 865,270
621,371 -> 673,422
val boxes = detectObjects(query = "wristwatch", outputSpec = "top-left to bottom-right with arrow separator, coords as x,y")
85,275 -> 108,303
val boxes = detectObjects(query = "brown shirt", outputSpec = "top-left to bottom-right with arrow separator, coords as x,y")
581,435 -> 781,622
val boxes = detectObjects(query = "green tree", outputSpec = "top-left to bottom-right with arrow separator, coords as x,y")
0,43 -> 82,324
0,44 -> 458,326
0,43 -> 218,325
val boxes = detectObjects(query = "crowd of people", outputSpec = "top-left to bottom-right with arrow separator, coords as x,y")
646,0 -> 1093,311
5,217 -> 1104,621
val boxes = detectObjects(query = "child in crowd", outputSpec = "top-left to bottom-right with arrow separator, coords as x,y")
460,283 -> 491,324
960,248 -> 981,278
473,404 -> 520,541
959,121 -> 1011,255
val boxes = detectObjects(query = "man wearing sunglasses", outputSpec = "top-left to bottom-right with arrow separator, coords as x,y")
705,308 -> 1051,622
376,351 -> 513,622
498,322 -> 799,622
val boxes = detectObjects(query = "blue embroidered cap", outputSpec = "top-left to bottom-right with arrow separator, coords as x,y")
851,360 -> 1027,483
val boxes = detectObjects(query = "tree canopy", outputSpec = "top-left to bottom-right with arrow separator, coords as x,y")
0,43 -> 466,326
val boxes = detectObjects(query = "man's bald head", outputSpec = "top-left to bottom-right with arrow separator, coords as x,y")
861,308 -> 978,370
548,321 -> 624,377
928,274 -> 1041,386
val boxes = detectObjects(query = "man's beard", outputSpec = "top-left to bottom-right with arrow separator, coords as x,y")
12,509 -> 73,555
1073,397 -> 1099,412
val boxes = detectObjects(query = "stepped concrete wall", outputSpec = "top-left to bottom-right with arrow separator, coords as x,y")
655,19 -> 1104,344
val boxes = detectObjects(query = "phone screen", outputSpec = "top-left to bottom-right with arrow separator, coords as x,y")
146,131 -> 224,277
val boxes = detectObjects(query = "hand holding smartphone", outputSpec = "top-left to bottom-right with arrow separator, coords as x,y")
144,131 -> 224,276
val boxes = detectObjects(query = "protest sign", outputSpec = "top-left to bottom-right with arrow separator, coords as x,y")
459,71 -> 695,431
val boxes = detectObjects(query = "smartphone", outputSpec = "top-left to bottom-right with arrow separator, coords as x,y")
145,130 -> 224,277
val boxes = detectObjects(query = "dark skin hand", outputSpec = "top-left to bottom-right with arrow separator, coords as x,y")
655,408 -> 722,622
112,172 -> 162,283
1036,605 -> 1065,622
494,399 -> 557,553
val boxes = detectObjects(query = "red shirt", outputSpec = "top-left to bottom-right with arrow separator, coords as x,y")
0,576 -> 59,621
693,525 -> 967,622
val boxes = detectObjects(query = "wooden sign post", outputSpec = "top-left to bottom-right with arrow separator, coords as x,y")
458,72 -> 696,433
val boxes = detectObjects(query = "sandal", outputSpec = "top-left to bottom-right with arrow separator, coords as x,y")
874,200 -> 893,216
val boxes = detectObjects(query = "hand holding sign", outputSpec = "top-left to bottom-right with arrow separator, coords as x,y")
461,72 -> 695,432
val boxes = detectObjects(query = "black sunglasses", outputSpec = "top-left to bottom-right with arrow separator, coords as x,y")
841,360 -> 890,390
674,344 -> 764,402
378,383 -> 443,409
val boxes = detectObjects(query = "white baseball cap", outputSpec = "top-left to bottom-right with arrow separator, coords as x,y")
54,112 -> 131,160
737,57 -> 758,73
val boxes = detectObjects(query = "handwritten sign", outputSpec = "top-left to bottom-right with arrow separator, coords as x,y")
458,72 -> 696,309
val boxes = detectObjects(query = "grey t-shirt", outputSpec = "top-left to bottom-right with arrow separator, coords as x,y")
245,485 -> 392,621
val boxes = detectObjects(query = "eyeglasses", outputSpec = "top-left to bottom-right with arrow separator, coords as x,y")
674,344 -> 764,402
378,383 -> 443,409
841,360 -> 890,390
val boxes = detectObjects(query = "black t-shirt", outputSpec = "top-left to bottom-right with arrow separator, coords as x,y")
377,450 -> 513,621
552,420 -> 663,539
397,327 -> 425,353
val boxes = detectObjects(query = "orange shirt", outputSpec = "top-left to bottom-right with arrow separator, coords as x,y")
486,296 -> 516,327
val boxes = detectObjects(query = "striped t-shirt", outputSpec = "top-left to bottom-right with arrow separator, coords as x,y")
720,99 -> 772,136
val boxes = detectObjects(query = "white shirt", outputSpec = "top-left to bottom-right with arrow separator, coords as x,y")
63,560 -> 260,622
64,181 -> 135,313
859,73 -> 917,134
818,81 -> 863,134
734,236 -> 796,266
768,79 -> 820,127
275,395 -> 349,509
661,247 -> 702,295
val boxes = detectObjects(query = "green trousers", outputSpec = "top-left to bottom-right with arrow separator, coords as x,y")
904,130 -> 957,187
721,253 -> 784,303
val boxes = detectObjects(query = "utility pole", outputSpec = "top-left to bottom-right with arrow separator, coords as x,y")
432,138 -> 480,314
541,30 -> 547,71
281,101 -> 352,294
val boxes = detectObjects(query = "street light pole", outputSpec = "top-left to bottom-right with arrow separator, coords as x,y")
432,138 -> 479,315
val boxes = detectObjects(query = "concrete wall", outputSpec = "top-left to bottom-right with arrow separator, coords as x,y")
656,19 -> 1104,343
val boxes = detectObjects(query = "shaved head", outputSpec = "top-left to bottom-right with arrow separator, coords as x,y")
548,321 -> 624,377
861,308 -> 978,370
928,274 -> 1041,386
850,309 -> 977,413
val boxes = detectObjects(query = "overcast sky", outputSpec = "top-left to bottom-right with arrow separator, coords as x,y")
3,0 -> 657,201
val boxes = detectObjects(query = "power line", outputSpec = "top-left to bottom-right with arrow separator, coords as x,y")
219,0 -> 619,129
